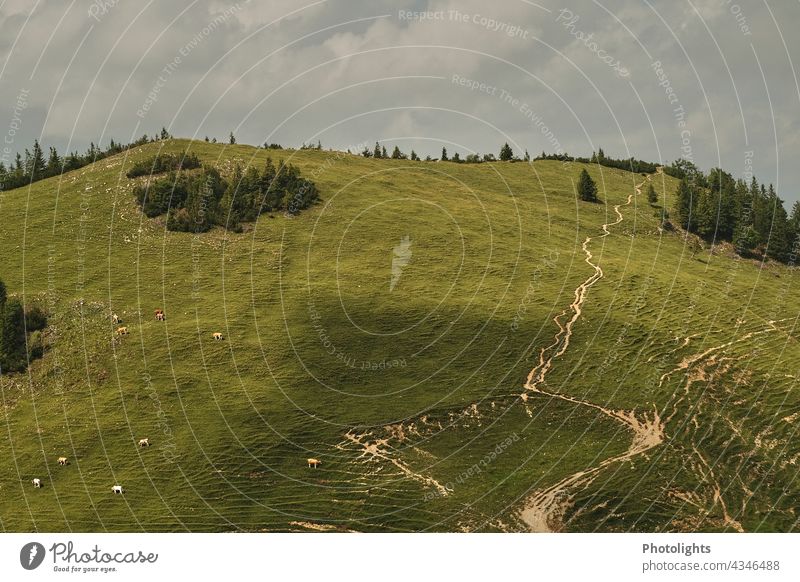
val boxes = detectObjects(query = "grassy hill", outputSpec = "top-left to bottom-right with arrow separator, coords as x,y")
1,139 -> 798,532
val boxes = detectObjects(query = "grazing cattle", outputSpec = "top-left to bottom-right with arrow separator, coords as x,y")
112,314 -> 121,324
112,485 -> 124,494
307,458 -> 321,469
154,309 -> 165,321
117,326 -> 129,336
212,332 -> 223,341
32,478 -> 41,488
57,457 -> 68,465
138,438 -> 150,447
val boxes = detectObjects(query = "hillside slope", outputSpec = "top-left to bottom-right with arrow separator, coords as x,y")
1,139 -> 798,532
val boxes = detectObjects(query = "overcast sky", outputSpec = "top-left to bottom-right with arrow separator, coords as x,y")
1,0 -> 798,201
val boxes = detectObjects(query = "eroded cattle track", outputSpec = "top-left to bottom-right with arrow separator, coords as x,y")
519,173 -> 665,532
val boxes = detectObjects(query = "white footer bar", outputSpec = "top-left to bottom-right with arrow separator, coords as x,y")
1,533 -> 797,581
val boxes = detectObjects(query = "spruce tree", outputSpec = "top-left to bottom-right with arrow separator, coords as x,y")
47,147 -> 61,176
647,183 -> 658,205
381,146 -> 387,159
693,189 -> 715,239
789,201 -> 800,250
391,146 -> 403,159
410,150 -> 419,161
765,186 -> 791,262
578,169 -> 598,202
441,147 -> 448,161
708,168 -> 736,240
229,132 -> 236,145
753,183 -> 771,244
675,178 -> 694,231
499,143 -> 514,161
373,142 -> 382,158
31,140 -> 46,180
0,298 -> 27,373
790,201 -> 800,231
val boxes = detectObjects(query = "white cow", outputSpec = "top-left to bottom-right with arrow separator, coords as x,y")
212,332 -> 224,341
138,438 -> 150,447
112,485 -> 124,494
32,478 -> 41,488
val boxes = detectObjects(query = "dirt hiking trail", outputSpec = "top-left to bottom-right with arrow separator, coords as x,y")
520,172 -> 665,532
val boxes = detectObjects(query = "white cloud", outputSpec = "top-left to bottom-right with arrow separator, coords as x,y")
0,0 -> 797,200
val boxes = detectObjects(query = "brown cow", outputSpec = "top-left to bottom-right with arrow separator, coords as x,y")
307,458 -> 321,469
212,332 -> 223,341
117,326 -> 129,335
155,309 -> 165,321
57,457 -> 68,466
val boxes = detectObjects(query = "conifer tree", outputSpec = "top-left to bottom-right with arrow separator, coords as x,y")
675,177 -> 694,231
31,141 -> 46,180
647,183 -> 657,205
789,201 -> 800,247
499,143 -> 514,161
577,169 -> 597,202
46,147 -> 61,176
693,189 -> 715,239
0,298 -> 27,373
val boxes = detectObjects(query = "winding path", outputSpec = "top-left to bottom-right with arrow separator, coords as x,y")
519,173 -> 665,532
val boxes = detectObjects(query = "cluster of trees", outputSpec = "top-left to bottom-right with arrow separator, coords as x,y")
360,142 -> 531,164
133,158 -> 319,232
673,162 -> 799,263
0,279 -> 47,374
0,128 -> 175,192
0,129 -> 283,193
533,147 -> 680,177
590,148 -> 676,176
126,153 -> 201,179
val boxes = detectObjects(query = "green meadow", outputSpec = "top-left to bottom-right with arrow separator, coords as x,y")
1,139 -> 798,532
